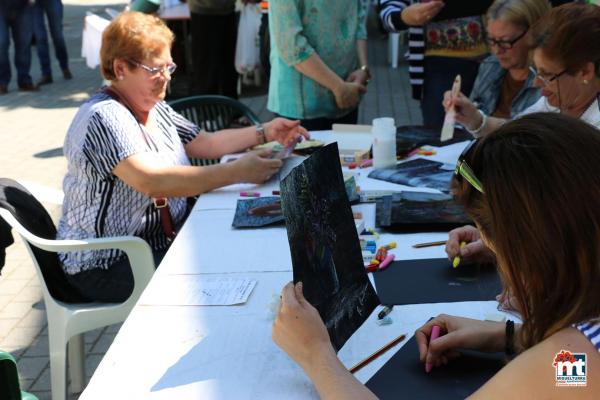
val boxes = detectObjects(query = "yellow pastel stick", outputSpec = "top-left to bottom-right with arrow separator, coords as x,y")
453,241 -> 466,268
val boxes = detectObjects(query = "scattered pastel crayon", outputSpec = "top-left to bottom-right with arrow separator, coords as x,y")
384,241 -> 397,250
365,264 -> 378,273
240,191 -> 260,197
376,316 -> 393,326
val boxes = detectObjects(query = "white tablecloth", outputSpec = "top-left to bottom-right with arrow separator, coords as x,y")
80,132 -> 497,399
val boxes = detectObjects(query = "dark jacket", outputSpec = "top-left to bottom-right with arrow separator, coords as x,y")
0,178 -> 89,302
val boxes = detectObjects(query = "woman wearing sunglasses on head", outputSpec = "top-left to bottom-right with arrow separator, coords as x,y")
57,12 -> 308,303
444,3 -> 600,136
273,113 -> 600,398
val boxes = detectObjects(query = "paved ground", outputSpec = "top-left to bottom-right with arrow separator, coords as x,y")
0,2 -> 420,399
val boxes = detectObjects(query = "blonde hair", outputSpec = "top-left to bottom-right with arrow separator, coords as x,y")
100,11 -> 174,81
487,0 -> 551,30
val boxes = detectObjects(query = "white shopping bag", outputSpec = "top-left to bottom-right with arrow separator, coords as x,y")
235,4 -> 262,74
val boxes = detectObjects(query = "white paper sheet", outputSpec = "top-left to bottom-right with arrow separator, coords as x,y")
140,276 -> 257,306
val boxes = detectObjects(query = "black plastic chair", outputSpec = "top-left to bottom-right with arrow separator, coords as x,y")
168,95 -> 261,166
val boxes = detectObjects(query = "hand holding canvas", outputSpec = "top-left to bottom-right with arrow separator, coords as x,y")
234,149 -> 282,183
272,282 -> 335,371
415,315 -> 507,370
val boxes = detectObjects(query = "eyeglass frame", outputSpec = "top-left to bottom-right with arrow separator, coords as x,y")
486,28 -> 528,50
529,66 -> 569,87
454,139 -> 484,194
127,59 -> 177,76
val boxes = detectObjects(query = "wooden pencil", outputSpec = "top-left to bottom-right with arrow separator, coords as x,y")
349,333 -> 407,374
412,240 -> 447,248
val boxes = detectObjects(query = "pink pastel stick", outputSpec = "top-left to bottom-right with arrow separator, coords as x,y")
425,325 -> 441,373
377,253 -> 395,271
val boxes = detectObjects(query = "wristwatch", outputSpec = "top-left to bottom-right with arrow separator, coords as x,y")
256,124 -> 267,144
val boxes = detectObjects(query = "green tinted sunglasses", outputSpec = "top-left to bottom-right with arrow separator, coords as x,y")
454,139 -> 484,194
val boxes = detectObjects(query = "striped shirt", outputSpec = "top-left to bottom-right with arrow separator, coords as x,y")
57,91 -> 199,274
575,320 -> 600,352
378,0 -> 492,100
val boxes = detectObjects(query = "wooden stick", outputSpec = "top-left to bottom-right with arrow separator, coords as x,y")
412,240 -> 447,248
349,333 -> 407,374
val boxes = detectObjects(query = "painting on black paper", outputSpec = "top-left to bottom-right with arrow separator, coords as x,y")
366,336 -> 506,399
280,143 -> 379,351
231,196 -> 284,228
368,158 -> 454,193
376,192 -> 471,232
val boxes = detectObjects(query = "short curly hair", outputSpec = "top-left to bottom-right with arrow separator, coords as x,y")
100,11 -> 175,81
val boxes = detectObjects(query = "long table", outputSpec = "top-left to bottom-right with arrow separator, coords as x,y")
80,131 -> 508,399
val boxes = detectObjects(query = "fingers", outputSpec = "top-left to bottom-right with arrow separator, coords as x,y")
281,281 -> 299,309
298,126 -> 310,140
294,281 -> 308,306
461,240 -> 483,258
445,225 -> 480,259
445,227 -> 465,259
282,118 -> 301,128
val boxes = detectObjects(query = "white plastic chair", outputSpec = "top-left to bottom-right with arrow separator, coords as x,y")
0,208 -> 156,400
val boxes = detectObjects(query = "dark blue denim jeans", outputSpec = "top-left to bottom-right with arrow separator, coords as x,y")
421,56 -> 480,129
33,0 -> 69,77
0,6 -> 34,86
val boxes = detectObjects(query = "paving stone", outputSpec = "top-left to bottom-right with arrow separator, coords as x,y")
1,301 -> 34,320
14,356 -> 49,381
18,308 -> 47,329
2,326 -> 44,347
22,335 -> 50,358
0,317 -> 21,339
0,279 -> 29,295
13,286 -> 44,303
85,354 -> 104,379
90,332 -> 117,355
30,368 -> 50,392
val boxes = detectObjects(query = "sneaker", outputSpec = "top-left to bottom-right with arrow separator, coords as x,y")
62,69 -> 73,80
18,83 -> 39,92
37,75 -> 53,86
0,85 -> 7,95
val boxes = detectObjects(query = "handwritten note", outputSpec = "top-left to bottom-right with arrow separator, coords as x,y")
141,276 -> 257,306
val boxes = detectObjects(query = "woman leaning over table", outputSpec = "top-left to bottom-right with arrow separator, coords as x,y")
272,113 -> 600,399
444,3 -> 600,136
445,2 -> 600,270
56,12 -> 308,303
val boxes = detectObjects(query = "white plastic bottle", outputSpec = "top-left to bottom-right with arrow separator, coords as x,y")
372,117 -> 397,169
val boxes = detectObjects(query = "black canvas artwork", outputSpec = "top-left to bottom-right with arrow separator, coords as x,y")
366,336 -> 506,399
376,192 -> 471,232
231,196 -> 284,228
368,158 -> 454,193
396,125 -> 472,158
280,143 -> 380,351
374,258 -> 502,305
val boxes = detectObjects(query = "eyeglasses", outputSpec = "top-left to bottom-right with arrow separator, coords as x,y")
486,29 -> 528,50
529,66 -> 568,87
128,59 -> 177,76
454,139 -> 484,194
